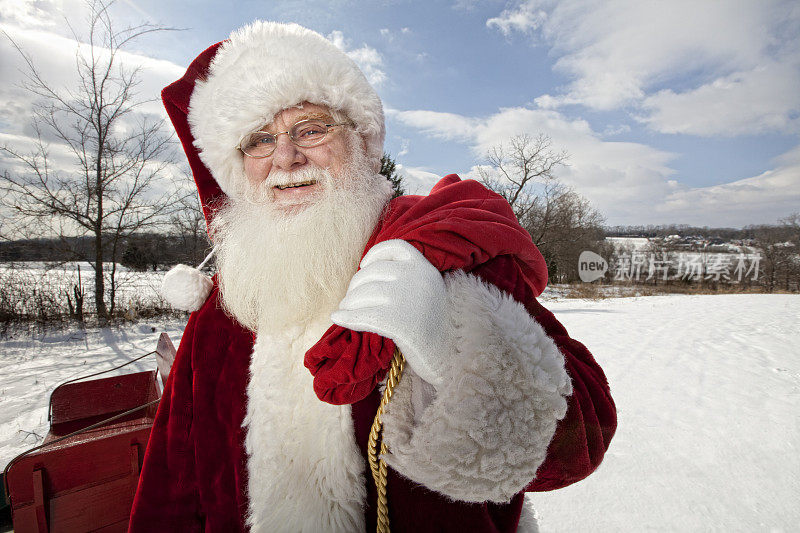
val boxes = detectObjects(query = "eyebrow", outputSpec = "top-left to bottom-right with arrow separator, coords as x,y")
294,112 -> 335,122
256,112 -> 335,132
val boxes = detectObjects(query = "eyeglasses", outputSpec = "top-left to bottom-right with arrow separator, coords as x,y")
237,119 -> 351,158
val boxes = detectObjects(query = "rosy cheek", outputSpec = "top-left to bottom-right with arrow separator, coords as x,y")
243,158 -> 269,185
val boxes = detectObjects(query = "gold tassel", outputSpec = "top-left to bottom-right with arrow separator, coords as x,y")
367,348 -> 406,533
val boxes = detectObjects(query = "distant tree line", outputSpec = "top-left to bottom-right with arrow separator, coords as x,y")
605,224 -> 743,239
0,232 -> 210,269
604,222 -> 799,242
604,214 -> 799,292
0,234 -> 185,263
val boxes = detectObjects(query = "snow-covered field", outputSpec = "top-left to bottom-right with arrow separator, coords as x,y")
530,294 -> 800,532
1,293 -> 798,531
0,262 -> 166,316
605,236 -> 652,251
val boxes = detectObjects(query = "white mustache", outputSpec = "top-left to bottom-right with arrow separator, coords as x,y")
266,167 -> 333,189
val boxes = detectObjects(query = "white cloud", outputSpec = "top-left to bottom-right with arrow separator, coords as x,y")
655,146 -> 800,226
0,0 -> 76,29
395,164 -> 441,195
602,124 -> 631,137
450,0 -> 484,11
0,22 -> 185,135
490,0 -> 800,136
486,0 -> 549,36
0,131 -> 79,177
397,138 -> 409,157
393,105 -> 674,222
639,61 -> 800,136
393,104 -> 798,226
386,108 -> 480,143
327,30 -> 386,86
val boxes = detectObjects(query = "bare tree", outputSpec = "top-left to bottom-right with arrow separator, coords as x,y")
780,212 -> 800,235
479,133 -> 605,282
168,189 -> 211,266
522,184 -> 605,282
477,133 -> 569,221
1,1 -> 176,322
780,212 -> 800,291
759,213 -> 800,292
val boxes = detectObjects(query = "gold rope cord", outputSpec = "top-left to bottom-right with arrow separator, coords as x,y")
367,348 -> 406,533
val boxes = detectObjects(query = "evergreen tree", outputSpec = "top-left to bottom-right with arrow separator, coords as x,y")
380,153 -> 406,198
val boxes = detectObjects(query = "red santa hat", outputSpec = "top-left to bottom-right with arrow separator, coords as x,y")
159,22 -> 386,310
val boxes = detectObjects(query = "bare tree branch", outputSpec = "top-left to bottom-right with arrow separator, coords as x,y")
477,133 -> 569,221
0,0 -> 178,322
479,133 -> 606,282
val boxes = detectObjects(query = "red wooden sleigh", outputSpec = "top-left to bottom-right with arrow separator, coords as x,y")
3,333 -> 176,533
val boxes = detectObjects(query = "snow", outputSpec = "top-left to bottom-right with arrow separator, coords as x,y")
1,293 -> 799,531
0,319 -> 187,467
529,294 -> 800,532
605,236 -> 652,250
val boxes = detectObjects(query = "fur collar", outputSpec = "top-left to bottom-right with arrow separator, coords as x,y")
243,318 -> 366,532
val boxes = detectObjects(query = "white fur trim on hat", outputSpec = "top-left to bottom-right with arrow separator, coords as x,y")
188,21 -> 385,199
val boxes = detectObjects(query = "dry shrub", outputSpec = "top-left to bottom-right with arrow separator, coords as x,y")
0,266 -> 67,323
555,280 -> 785,300
561,282 -> 608,300
121,293 -> 187,321
0,263 -> 186,335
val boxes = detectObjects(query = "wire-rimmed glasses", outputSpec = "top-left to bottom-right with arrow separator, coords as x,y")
237,119 -> 351,158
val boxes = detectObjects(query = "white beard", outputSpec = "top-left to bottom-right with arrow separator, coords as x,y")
210,149 -> 393,333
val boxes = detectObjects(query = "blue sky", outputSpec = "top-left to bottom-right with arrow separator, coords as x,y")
1,0 -> 798,228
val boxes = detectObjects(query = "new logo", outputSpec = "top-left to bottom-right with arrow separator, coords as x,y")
578,251 -> 608,282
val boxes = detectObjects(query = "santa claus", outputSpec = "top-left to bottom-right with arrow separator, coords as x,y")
129,21 -> 616,533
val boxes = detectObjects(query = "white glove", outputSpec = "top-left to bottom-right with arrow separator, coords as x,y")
331,239 -> 452,387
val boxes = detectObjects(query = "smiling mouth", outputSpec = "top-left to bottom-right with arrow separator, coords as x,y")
275,180 -> 317,190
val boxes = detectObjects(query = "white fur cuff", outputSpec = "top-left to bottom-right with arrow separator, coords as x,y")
381,271 -> 572,503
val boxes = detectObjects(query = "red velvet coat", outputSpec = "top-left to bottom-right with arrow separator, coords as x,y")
128,189 -> 617,531
128,42 -> 617,533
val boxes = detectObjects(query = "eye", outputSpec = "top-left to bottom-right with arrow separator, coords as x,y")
292,121 -> 327,140
255,133 -> 276,145
244,132 -> 275,149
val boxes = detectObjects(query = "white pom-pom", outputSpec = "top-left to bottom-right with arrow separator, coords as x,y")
161,264 -> 213,311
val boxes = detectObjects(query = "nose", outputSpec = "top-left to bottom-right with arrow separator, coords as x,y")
270,133 -> 306,171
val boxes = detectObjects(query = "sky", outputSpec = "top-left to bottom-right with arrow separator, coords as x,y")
1,0 -> 798,228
